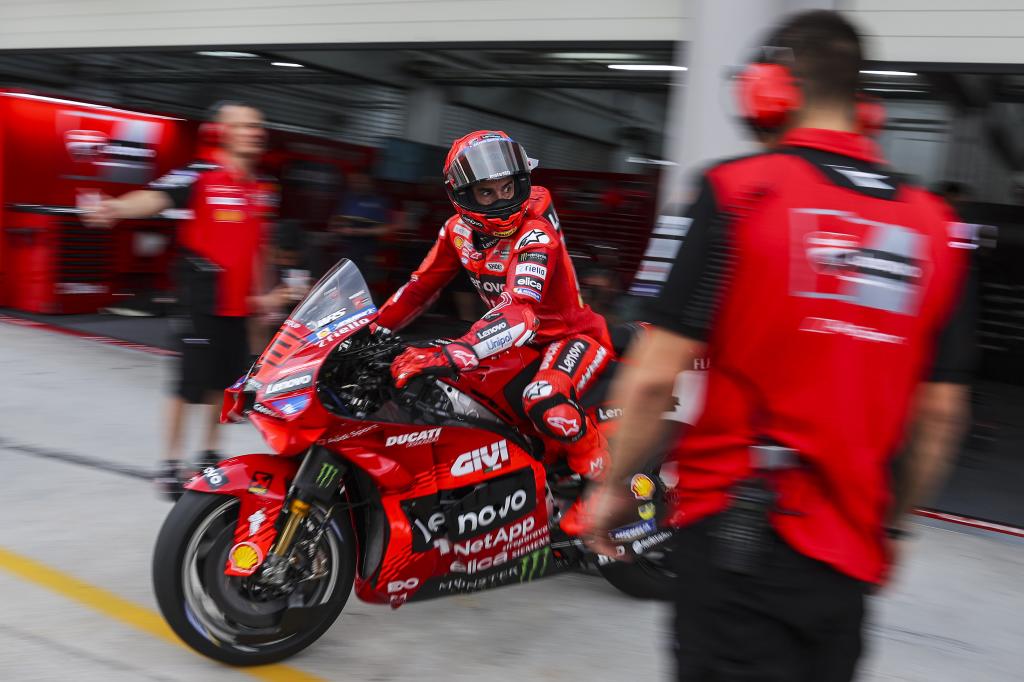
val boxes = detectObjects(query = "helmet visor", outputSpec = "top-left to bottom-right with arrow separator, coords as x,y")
446,137 -> 532,190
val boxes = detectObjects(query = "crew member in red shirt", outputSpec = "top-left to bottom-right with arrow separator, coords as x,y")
377,131 -> 612,531
586,12 -> 975,681
84,101 -> 297,498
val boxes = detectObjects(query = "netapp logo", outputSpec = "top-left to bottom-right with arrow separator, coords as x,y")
386,428 -> 442,448
263,371 -> 313,398
451,440 -> 510,477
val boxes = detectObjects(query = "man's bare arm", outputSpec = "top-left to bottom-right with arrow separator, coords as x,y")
586,327 -> 704,554
890,381 -> 969,527
81,190 -> 172,228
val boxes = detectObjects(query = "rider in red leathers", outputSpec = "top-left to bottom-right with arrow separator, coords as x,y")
377,131 -> 612,533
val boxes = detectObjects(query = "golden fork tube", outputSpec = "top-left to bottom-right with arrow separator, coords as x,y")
271,499 -> 311,557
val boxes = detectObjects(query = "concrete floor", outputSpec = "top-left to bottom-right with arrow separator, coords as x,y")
0,320 -> 1021,681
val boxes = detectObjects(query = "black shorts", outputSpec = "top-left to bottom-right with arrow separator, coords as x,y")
673,517 -> 868,682
175,315 -> 251,404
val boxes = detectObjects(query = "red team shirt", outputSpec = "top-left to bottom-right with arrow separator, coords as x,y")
150,159 -> 276,317
646,129 -> 974,583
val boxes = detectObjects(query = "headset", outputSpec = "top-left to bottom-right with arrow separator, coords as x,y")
734,47 -> 885,137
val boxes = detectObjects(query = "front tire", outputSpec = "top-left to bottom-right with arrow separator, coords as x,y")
152,491 -> 355,665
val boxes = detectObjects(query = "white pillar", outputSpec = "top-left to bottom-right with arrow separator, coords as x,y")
659,0 -> 839,208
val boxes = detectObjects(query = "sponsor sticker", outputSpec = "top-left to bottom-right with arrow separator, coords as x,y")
202,466 -> 228,490
451,440 -> 510,477
515,229 -> 550,250
523,380 -> 554,401
555,340 -> 589,374
630,474 -> 656,501
514,276 -> 543,291
264,371 -> 314,398
485,261 -> 505,272
513,287 -> 542,302
270,394 -> 310,416
546,415 -> 580,437
638,502 -> 656,520
315,462 -> 340,489
631,530 -> 674,555
446,469 -> 536,541
387,577 -> 420,593
248,472 -> 273,495
228,542 -> 263,574
247,509 -> 267,536
385,428 -> 442,448
515,263 -> 548,278
518,251 -> 548,265
609,519 -> 657,542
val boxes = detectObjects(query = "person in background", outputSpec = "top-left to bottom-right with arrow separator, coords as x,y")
585,11 -> 975,681
329,171 -> 403,289
935,180 -> 972,217
257,219 -> 311,343
82,101 -> 300,499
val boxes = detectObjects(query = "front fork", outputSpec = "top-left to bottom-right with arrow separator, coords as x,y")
259,447 -> 346,584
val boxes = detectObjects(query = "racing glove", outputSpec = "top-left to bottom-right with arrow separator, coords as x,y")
391,341 -> 479,388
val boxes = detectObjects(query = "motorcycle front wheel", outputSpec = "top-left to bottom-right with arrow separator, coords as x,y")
152,491 -> 355,665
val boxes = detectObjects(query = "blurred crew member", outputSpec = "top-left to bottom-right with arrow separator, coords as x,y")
83,101 -> 298,498
586,11 -> 975,681
329,171 -> 401,288
376,131 -> 611,533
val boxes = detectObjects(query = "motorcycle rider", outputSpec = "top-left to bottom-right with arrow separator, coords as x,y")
377,130 -> 612,534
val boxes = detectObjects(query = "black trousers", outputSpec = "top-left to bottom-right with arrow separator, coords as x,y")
176,315 -> 250,404
673,517 -> 868,682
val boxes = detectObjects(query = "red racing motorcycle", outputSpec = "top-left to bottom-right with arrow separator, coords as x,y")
152,260 -> 676,666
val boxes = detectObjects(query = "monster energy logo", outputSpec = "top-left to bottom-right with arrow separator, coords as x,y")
315,462 -> 339,488
519,547 -> 551,583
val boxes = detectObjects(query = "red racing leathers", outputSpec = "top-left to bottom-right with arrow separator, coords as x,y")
379,187 -> 612,481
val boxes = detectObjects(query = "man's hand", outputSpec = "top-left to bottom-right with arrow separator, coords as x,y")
582,481 -> 641,559
255,284 -> 305,314
80,195 -> 121,228
391,341 -> 478,388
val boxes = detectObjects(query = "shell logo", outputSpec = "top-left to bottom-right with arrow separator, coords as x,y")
630,474 -> 655,501
228,542 -> 263,574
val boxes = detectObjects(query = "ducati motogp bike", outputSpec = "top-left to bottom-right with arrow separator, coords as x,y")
152,259 -> 676,666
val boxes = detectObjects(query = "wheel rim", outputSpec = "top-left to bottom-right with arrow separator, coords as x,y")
179,498 -> 343,652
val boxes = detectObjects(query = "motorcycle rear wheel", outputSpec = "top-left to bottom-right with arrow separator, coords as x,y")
152,491 -> 355,665
597,545 -> 676,600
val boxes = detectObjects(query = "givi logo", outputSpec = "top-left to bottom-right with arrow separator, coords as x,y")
451,440 -> 510,477
65,129 -> 108,161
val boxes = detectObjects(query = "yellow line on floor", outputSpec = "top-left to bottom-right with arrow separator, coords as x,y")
0,546 -> 328,682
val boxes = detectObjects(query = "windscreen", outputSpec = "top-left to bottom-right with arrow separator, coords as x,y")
272,259 -> 377,352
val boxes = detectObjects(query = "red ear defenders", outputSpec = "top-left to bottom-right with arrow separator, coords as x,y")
735,59 -> 802,133
735,52 -> 887,136
854,94 -> 886,137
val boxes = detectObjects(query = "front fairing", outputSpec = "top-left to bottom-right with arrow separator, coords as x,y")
230,260 -> 380,453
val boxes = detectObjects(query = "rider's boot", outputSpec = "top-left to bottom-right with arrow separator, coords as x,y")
557,424 -> 608,537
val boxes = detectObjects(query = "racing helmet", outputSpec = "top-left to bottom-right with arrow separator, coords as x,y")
443,130 -> 537,238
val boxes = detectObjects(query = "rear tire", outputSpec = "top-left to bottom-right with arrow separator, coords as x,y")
598,547 -> 676,600
153,491 -> 355,665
